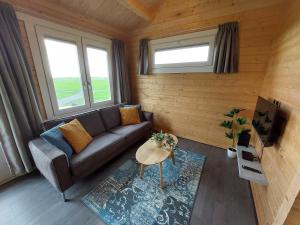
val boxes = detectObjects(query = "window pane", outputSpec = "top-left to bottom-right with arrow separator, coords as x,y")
154,45 -> 209,64
44,38 -> 85,110
86,47 -> 111,103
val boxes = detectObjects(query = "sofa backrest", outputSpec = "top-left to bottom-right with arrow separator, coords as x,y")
99,105 -> 121,130
43,110 -> 106,137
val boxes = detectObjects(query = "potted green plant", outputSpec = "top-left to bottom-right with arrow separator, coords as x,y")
151,131 -> 178,150
220,108 -> 248,158
151,131 -> 166,147
163,134 -> 177,149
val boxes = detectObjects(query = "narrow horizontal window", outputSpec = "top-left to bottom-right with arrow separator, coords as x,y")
154,45 -> 210,65
149,29 -> 217,73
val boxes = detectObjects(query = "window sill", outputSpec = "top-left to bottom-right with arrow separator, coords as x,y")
151,65 -> 214,74
48,102 -> 114,120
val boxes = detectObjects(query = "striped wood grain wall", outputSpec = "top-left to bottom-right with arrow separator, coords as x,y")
251,0 -> 300,225
128,0 -> 283,149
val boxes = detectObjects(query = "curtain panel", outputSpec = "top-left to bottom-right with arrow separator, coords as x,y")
137,39 -> 149,75
111,39 -> 131,104
213,21 -> 239,73
0,3 -> 43,176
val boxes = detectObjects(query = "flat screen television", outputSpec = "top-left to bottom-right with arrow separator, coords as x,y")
252,96 -> 279,147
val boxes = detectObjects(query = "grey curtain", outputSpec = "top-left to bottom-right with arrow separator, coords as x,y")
213,22 -> 239,73
137,39 -> 149,75
0,3 -> 43,176
111,39 -> 131,104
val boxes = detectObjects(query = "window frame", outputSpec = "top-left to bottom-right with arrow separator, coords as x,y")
36,25 -> 91,116
82,38 -> 114,108
149,29 -> 218,74
18,12 -> 114,119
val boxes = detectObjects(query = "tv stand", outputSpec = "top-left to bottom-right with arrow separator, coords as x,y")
237,145 -> 268,185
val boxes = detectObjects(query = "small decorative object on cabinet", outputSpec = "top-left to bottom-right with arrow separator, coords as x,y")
220,108 -> 249,158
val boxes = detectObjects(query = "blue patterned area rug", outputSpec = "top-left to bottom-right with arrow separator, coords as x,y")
81,148 -> 206,225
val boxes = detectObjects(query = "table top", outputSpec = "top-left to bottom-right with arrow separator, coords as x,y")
136,134 -> 178,165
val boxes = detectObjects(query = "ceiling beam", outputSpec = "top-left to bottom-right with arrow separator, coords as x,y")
117,0 -> 155,22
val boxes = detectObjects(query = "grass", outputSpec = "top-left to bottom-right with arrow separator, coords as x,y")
53,77 -> 110,108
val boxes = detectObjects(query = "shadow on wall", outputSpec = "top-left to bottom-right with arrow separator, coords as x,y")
152,112 -> 173,134
272,104 -> 288,151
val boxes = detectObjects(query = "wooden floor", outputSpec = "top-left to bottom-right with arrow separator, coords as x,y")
0,138 -> 258,225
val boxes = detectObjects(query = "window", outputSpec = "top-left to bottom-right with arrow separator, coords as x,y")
44,38 -> 86,110
36,25 -> 113,117
154,45 -> 210,64
149,29 -> 217,73
82,38 -> 113,106
85,47 -> 111,103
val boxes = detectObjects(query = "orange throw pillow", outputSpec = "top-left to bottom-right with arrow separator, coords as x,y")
119,107 -> 141,126
59,119 -> 92,154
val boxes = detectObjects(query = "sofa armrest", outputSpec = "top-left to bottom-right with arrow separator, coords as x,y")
29,138 -> 73,192
143,111 -> 153,124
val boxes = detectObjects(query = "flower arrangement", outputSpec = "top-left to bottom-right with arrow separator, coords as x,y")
163,134 -> 177,149
151,130 -> 165,147
151,131 -> 177,149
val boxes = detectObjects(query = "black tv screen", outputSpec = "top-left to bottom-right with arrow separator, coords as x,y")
252,96 -> 278,147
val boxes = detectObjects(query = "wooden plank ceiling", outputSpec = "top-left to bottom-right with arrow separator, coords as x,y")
41,0 -> 161,30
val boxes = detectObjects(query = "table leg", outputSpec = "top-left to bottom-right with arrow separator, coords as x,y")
140,164 -> 145,179
171,151 -> 176,165
159,162 -> 163,188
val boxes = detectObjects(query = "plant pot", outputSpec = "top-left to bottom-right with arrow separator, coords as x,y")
156,140 -> 163,148
227,147 -> 237,158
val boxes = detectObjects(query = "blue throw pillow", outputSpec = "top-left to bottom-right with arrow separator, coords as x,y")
40,123 -> 73,159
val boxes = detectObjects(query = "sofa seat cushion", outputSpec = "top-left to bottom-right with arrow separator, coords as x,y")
70,132 -> 126,178
109,121 -> 151,145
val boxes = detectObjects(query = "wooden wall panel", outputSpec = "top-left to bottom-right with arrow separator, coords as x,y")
285,193 -> 300,225
128,0 -> 283,149
251,0 -> 300,225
